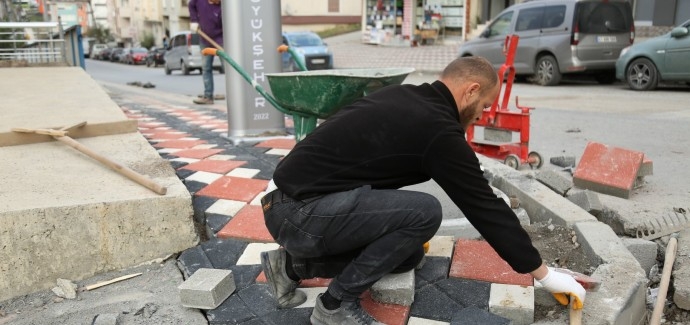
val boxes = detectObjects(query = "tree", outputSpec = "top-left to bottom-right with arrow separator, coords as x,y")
85,24 -> 114,44
140,32 -> 155,49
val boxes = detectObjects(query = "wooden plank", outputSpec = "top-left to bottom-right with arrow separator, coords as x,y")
0,120 -> 138,147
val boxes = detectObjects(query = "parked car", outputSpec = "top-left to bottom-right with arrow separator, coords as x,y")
146,47 -> 166,67
98,47 -> 113,61
615,19 -> 690,90
91,44 -> 108,59
281,31 -> 333,72
123,47 -> 149,65
110,47 -> 124,63
458,0 -> 634,86
164,31 -> 223,75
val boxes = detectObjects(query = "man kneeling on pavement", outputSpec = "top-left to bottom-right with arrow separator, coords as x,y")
260,56 -> 586,325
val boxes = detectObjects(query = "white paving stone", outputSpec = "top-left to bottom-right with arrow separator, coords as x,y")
250,191 -> 268,206
265,148 -> 291,156
236,243 -> 280,265
226,168 -> 260,179
191,144 -> 217,149
157,148 -> 182,154
170,157 -> 200,164
206,199 -> 246,216
294,287 -> 329,309
207,154 -> 235,161
426,236 -> 455,258
489,283 -> 534,325
186,171 -> 223,184
407,317 -> 450,325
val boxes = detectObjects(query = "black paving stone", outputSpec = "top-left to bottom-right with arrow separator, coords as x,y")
410,283 -> 464,322
450,306 -> 512,325
192,195 -> 218,225
170,160 -> 190,170
206,213 -> 232,237
415,256 -> 450,289
176,245 -> 213,279
237,284 -> 279,317
227,264 -> 262,290
436,278 -> 491,310
185,180 -> 208,195
175,168 -> 195,179
206,294 -> 258,325
261,307 -> 313,325
201,238 -> 248,269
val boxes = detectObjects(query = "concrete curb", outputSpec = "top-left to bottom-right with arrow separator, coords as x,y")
478,155 -> 648,325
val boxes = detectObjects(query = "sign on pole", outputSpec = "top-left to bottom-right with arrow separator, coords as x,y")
222,0 -> 287,144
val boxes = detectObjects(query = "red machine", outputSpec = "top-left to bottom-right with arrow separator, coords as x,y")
466,35 -> 543,169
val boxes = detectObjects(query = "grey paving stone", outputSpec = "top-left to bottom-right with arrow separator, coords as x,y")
536,169 -> 573,196
179,268 -> 235,309
567,189 -> 603,216
450,306 -> 512,325
91,313 -> 121,325
228,264 -> 262,290
201,238 -> 248,269
261,307 -> 313,325
177,245 -> 213,279
435,278 -> 490,310
410,283 -> 463,322
206,294 -> 257,325
549,155 -> 576,168
237,284 -> 280,317
415,256 -> 450,289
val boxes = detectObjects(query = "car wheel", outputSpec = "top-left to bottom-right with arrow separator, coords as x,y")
533,55 -> 561,86
164,63 -> 171,75
146,60 -> 151,67
182,62 -> 190,75
594,71 -> 617,84
626,58 -> 658,91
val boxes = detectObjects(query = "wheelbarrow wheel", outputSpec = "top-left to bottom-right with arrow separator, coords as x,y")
504,154 -> 520,170
527,151 -> 543,169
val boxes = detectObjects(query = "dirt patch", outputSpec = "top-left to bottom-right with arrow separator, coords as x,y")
523,222 -> 595,322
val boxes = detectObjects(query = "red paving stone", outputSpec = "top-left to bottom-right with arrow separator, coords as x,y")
181,159 -> 246,174
138,122 -> 168,129
171,148 -> 225,159
217,205 -> 274,242
153,139 -> 207,149
573,141 -> 644,198
255,138 -> 296,150
449,239 -> 533,287
195,176 -> 268,201
360,291 -> 410,325
256,272 -> 332,288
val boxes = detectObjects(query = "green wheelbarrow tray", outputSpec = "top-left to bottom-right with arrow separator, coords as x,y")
265,67 -> 415,119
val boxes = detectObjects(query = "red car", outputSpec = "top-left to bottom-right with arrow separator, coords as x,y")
124,47 -> 149,65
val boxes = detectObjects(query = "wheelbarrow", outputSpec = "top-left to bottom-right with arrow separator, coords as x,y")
465,35 -> 543,169
200,47 -> 414,142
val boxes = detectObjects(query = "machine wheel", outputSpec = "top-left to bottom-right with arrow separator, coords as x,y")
164,63 -> 171,75
182,62 -> 190,75
626,58 -> 658,91
533,55 -> 561,86
504,154 -> 521,170
527,151 -> 543,169
219,64 -> 225,74
594,71 -> 617,84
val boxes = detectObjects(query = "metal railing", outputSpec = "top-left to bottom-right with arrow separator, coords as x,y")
0,21 -> 85,68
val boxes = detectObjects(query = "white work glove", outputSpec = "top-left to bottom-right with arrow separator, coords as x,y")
190,22 -> 199,32
537,267 -> 586,309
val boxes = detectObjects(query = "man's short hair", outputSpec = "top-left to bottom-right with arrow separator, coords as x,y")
440,56 -> 498,95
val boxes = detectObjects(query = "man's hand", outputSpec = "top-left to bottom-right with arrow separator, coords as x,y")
537,267 -> 586,309
190,22 -> 199,32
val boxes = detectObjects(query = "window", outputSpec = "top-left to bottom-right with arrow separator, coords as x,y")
542,5 -> 566,28
328,0 -> 339,13
576,2 -> 632,34
516,7 -> 544,31
488,11 -> 513,37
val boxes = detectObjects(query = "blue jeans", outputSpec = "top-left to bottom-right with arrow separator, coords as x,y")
202,50 -> 214,98
262,185 -> 442,301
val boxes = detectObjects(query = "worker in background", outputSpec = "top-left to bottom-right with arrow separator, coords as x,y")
189,0 -> 223,105
260,56 -> 586,325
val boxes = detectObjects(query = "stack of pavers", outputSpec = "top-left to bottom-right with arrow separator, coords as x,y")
123,105 -> 540,325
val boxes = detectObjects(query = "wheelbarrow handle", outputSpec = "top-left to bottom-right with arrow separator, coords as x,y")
202,48 -> 294,117
276,44 -> 308,72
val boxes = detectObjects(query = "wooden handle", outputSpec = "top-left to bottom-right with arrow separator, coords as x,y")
55,135 -> 167,195
650,236 -> 678,325
569,298 -> 582,325
197,28 -> 225,51
84,272 -> 142,291
12,127 -> 67,137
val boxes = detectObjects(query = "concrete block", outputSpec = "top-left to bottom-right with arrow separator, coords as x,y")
451,306 -> 512,324
550,155 -> 576,168
513,207 -> 530,226
567,189 -> 603,216
484,127 -> 512,142
573,142 -> 644,199
489,283 -> 534,325
92,313 -> 122,325
621,237 -> 658,276
638,157 -> 653,177
178,268 -> 235,309
370,270 -> 415,306
673,229 -> 690,310
536,169 -> 573,196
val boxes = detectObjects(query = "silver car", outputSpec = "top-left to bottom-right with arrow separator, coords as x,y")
164,31 -> 224,75
459,0 -> 634,86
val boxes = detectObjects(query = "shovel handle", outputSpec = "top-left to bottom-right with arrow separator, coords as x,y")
569,298 -> 582,325
197,28 -> 225,52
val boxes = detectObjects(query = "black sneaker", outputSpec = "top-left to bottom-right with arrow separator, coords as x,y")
310,294 -> 386,325
260,249 -> 306,308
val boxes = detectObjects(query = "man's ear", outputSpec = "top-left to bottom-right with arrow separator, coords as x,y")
467,82 -> 481,98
